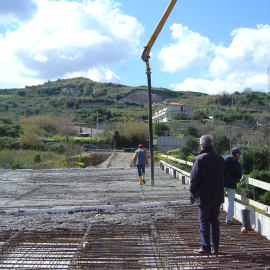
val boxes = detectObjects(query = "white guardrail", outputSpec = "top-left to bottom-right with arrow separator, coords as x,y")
160,154 -> 270,214
160,154 -> 270,239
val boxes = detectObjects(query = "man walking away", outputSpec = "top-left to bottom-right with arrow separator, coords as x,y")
190,135 -> 225,255
224,147 -> 242,224
132,144 -> 149,185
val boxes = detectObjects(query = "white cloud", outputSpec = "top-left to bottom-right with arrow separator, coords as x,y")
172,71 -> 268,95
210,24 -> 270,77
171,78 -> 240,95
64,66 -> 120,84
162,24 -> 270,94
0,0 -> 143,88
159,24 -> 214,72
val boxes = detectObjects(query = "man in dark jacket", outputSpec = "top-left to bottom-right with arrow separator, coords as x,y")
190,134 -> 225,255
224,147 -> 242,224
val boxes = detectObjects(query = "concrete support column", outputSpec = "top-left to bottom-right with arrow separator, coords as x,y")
182,175 -> 185,185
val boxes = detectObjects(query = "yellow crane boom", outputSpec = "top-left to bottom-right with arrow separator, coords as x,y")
141,0 -> 177,62
141,0 -> 178,186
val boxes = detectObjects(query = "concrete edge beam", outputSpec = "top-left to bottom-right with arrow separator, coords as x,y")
223,198 -> 270,240
160,162 -> 270,240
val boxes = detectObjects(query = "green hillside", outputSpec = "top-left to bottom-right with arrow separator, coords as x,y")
0,77 -> 270,175
1,77 -> 269,126
0,77 -> 206,124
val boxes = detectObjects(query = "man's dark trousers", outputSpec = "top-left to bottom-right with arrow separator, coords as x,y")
198,203 -> 220,252
136,164 -> 145,176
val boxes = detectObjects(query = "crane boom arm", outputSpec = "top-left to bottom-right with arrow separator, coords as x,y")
141,0 -> 177,62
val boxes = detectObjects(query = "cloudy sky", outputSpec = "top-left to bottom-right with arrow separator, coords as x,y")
0,0 -> 270,94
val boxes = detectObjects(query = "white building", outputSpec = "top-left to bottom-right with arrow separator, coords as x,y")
152,103 -> 185,123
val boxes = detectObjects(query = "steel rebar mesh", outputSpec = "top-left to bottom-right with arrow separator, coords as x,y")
0,206 -> 270,269
0,231 -> 83,269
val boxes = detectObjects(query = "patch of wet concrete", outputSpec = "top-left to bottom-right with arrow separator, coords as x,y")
0,156 -> 190,231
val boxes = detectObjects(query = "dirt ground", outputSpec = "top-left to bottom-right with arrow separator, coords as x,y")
0,152 -> 190,231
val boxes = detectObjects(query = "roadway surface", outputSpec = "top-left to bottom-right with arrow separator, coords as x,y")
0,152 -> 190,231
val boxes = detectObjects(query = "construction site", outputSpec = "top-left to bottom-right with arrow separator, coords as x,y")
0,152 -> 270,269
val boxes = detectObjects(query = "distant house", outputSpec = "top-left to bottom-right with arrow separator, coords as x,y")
152,103 -> 185,123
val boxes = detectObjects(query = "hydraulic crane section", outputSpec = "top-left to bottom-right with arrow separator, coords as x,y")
141,0 -> 177,186
142,0 -> 177,63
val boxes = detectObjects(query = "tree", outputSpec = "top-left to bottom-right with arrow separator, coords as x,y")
34,154 -> 41,163
114,122 -> 148,149
153,123 -> 170,136
175,113 -> 188,120
193,110 -> 208,120
184,126 -> 200,138
241,148 -> 270,174
0,124 -> 21,137
213,132 -> 230,154
185,136 -> 199,153
19,125 -> 43,149
180,136 -> 199,159
112,130 -> 120,149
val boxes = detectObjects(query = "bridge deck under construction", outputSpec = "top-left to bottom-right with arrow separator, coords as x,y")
1,208 -> 270,269
0,166 -> 270,269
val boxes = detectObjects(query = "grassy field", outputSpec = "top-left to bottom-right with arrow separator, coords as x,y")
0,149 -> 65,169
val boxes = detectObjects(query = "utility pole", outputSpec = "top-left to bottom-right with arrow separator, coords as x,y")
115,94 -> 117,113
267,66 -> 270,93
96,110 -> 99,135
229,124 -> 232,150
141,0 -> 177,186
